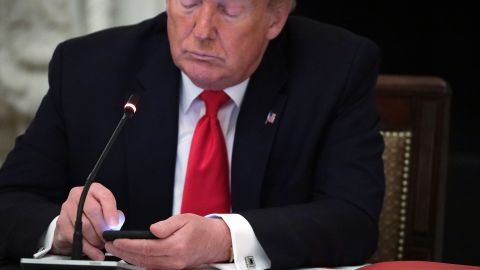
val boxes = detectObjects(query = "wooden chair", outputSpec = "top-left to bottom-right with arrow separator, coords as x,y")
370,75 -> 450,262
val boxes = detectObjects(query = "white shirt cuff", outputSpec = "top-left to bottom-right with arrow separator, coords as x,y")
33,216 -> 59,258
207,213 -> 271,270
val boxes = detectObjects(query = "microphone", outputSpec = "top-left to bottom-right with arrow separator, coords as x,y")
20,94 -> 142,269
71,94 -> 140,260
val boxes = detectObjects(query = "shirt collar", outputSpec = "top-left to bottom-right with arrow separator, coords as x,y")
180,72 -> 249,113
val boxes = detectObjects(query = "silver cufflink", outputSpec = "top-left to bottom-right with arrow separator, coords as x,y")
245,256 -> 256,268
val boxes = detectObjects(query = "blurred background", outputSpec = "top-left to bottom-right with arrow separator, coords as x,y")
0,0 -> 478,266
0,0 -> 165,158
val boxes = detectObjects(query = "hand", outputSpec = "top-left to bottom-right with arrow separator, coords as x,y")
52,182 -> 125,260
105,214 -> 232,269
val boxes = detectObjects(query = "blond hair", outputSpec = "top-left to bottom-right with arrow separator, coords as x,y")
269,0 -> 296,11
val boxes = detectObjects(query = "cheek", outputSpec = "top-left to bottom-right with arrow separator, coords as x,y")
168,13 -> 193,41
168,19 -> 187,55
225,30 -> 267,62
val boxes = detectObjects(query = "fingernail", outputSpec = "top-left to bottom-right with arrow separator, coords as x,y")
109,212 -> 125,231
108,217 -> 118,228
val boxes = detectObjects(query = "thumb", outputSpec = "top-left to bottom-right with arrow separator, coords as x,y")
150,214 -> 188,239
108,210 -> 125,231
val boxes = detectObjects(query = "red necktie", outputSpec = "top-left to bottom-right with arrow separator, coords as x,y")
181,90 -> 231,216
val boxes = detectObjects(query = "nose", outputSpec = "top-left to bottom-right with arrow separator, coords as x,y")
192,4 -> 217,40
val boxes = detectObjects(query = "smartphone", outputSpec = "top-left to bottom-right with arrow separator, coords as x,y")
103,230 -> 157,241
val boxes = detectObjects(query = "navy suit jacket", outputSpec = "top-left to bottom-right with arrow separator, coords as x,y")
0,13 -> 385,268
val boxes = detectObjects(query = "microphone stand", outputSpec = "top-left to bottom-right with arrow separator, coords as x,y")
71,94 -> 139,259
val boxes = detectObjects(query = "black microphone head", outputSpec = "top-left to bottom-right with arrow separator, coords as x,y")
124,94 -> 140,118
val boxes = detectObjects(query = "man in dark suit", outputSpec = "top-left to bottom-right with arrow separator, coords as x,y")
0,0 -> 385,269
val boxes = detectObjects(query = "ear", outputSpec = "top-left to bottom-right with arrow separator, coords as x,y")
265,1 -> 292,40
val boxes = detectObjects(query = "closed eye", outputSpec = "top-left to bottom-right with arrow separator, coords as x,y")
180,0 -> 201,9
218,3 -> 243,18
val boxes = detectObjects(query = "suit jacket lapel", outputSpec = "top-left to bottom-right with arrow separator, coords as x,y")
124,24 -> 181,229
122,14 -> 289,221
231,37 -> 288,212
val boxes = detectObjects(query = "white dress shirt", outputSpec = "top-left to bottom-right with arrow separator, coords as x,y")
175,73 -> 270,270
35,72 -> 270,270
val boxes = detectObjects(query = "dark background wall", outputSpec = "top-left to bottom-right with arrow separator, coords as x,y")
292,1 -> 479,266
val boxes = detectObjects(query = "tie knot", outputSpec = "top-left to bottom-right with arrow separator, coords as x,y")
200,90 -> 230,117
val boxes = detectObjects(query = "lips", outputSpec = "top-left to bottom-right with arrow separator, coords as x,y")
187,50 -> 222,62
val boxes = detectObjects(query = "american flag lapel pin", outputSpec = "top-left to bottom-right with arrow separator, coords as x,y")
265,111 -> 277,125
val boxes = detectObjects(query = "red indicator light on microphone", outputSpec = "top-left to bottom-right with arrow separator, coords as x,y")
123,94 -> 140,116
124,103 -> 137,114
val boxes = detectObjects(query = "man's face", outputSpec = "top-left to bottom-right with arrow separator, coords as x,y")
166,0 -> 289,90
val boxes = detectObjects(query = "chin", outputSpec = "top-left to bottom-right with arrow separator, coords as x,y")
190,76 -> 224,90
178,58 -> 231,88
184,70 -> 224,90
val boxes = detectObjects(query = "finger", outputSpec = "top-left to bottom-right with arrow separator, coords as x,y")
109,210 -> 125,231
65,184 -> 120,233
83,210 -> 124,244
84,207 -> 125,242
105,242 -> 175,269
83,196 -> 110,237
150,214 -> 190,239
64,186 -> 103,234
82,215 -> 105,248
51,199 -> 80,255
82,183 -> 123,239
55,186 -> 108,258
105,242 -> 148,266
89,183 -> 119,228
110,237 -> 178,257
56,206 -> 105,254
82,238 -> 105,261
63,193 -> 106,248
